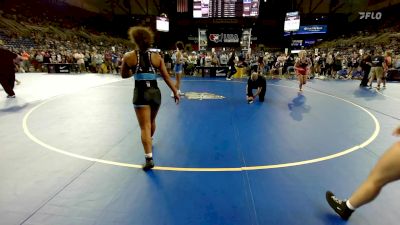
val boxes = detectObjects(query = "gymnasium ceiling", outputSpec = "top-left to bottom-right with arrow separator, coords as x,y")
63,0 -> 400,15
64,0 -> 161,15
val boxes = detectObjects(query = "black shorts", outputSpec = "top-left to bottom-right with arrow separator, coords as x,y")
133,80 -> 161,109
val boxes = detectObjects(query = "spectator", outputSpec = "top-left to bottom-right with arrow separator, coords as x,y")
360,50 -> 372,86
367,49 -> 385,90
0,46 -> 20,98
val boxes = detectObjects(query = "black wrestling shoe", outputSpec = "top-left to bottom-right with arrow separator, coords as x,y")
142,158 -> 154,171
325,191 -> 354,220
6,95 -> 16,98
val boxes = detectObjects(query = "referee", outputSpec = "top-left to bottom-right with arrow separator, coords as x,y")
246,72 -> 266,103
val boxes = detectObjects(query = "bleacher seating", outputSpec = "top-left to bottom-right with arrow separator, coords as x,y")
0,31 -> 35,49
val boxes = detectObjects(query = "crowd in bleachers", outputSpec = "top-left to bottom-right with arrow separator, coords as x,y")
0,26 -> 129,74
0,0 -> 133,74
161,42 -> 400,82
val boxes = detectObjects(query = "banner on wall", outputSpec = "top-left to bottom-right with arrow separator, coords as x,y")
291,40 -> 303,47
206,30 -> 242,47
304,39 -> 316,46
284,25 -> 328,36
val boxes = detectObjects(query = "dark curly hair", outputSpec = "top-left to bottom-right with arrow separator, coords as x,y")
128,26 -> 154,51
175,41 -> 184,51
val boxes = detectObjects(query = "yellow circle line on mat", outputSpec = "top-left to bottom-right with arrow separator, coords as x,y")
22,82 -> 380,172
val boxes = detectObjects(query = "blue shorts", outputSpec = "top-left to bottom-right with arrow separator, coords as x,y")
174,64 -> 183,74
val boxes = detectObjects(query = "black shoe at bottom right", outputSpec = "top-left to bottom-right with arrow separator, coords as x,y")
325,191 -> 354,220
142,158 -> 154,171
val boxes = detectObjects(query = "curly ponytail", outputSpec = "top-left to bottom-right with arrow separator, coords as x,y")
128,26 -> 154,51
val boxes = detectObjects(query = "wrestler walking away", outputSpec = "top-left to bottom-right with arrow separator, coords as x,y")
121,26 -> 180,170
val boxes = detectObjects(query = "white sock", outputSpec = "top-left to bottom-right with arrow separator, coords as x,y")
346,200 -> 356,210
145,153 -> 153,159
